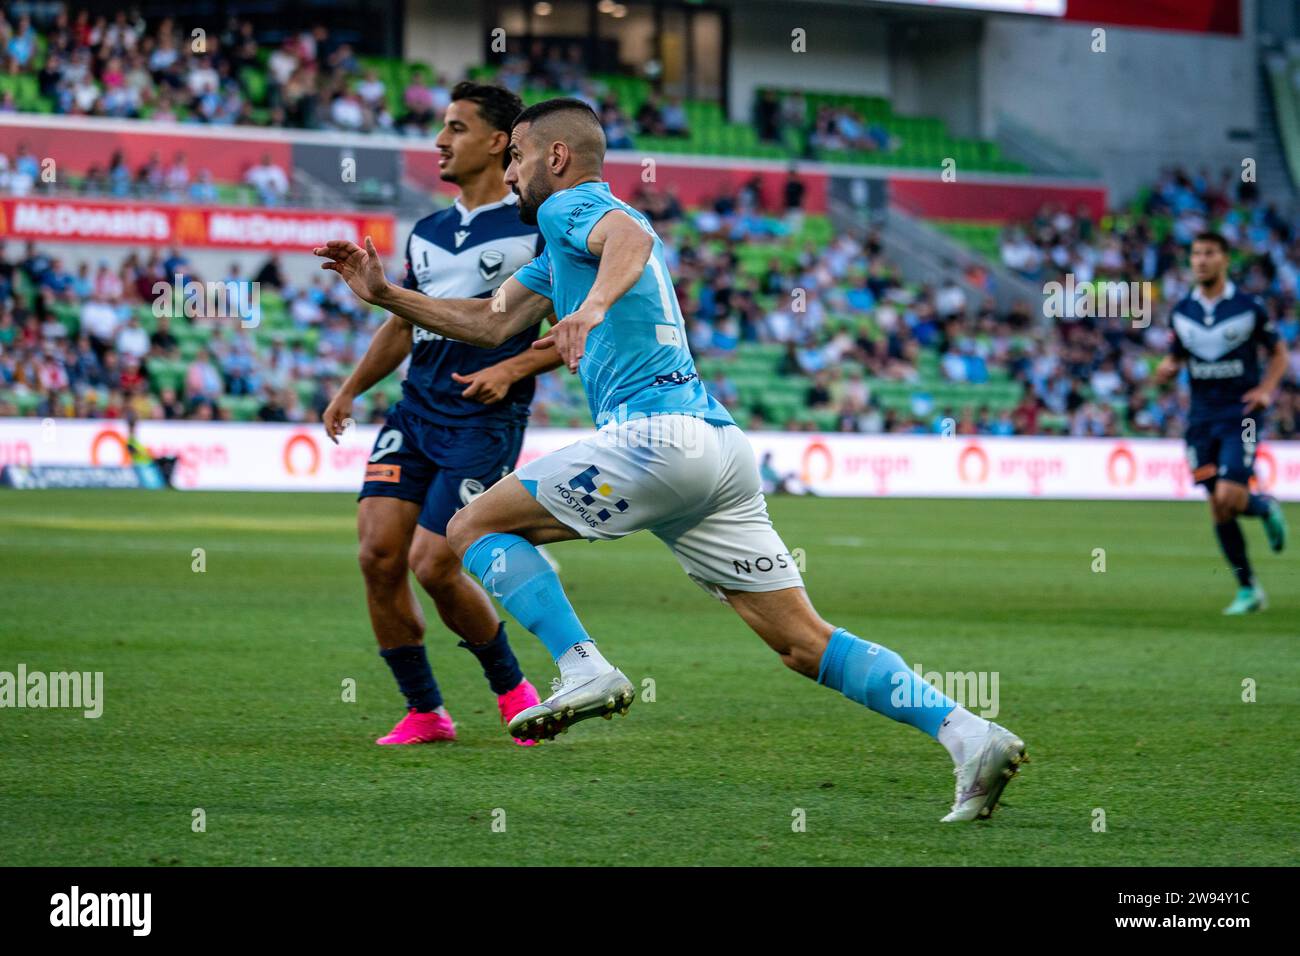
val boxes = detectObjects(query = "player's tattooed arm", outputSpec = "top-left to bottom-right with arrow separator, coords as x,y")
314,238 -> 553,347
535,211 -> 653,372
453,318 -> 564,404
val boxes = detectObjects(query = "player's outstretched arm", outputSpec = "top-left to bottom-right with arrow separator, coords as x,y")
534,211 -> 653,372
453,317 -> 565,404
323,316 -> 411,442
315,238 -> 552,347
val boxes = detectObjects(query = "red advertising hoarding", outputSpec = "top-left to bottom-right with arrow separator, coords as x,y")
0,195 -> 395,253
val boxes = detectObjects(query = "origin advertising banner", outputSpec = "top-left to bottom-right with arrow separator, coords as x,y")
2,419 -> 1299,500
0,196 -> 395,254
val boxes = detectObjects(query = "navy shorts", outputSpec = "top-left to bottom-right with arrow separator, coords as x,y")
1185,418 -> 1256,488
359,402 -> 526,535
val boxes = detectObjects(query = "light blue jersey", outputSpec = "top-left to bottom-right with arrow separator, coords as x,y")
513,181 -> 735,429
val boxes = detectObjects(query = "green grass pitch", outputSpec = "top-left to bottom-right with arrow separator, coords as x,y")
1,490 -> 1297,866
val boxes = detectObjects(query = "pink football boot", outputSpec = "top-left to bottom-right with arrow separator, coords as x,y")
376,708 -> 456,745
498,679 -> 542,747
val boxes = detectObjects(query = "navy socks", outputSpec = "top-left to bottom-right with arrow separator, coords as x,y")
379,643 -> 442,712
459,622 -> 525,695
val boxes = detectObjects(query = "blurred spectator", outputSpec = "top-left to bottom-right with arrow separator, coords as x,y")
244,153 -> 289,205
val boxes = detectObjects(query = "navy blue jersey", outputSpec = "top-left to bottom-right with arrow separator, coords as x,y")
398,193 -> 544,426
1169,282 -> 1279,425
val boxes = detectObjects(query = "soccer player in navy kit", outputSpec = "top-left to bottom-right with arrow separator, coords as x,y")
322,82 -> 561,744
1156,232 -> 1290,615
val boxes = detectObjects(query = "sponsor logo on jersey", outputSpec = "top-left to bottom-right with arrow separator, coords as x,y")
731,552 -> 799,575
653,370 -> 697,387
1188,358 -> 1245,380
365,464 -> 401,483
552,464 -> 629,527
454,229 -> 470,248
565,201 -> 597,236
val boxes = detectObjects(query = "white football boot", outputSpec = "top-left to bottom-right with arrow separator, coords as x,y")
506,668 -> 635,742
941,722 -> 1028,823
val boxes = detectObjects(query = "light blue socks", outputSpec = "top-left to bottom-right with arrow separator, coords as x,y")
463,533 -> 590,662
817,627 -> 956,737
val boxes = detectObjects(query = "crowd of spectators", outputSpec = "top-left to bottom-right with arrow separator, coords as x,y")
2,34 -> 1298,445
0,141 -> 292,205
754,89 -> 900,157
0,241 -> 371,424
0,10 -> 685,151
5,167 -> 1299,439
977,167 -> 1300,438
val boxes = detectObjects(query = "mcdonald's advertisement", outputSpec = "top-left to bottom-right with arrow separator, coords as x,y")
0,196 -> 395,254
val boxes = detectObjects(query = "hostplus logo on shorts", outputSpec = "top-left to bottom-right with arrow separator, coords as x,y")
553,465 -> 628,528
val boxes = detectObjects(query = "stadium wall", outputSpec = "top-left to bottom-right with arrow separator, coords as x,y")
403,2 -> 483,87
728,2 -> 892,121
979,8 -> 1259,202
4,419 -> 1299,501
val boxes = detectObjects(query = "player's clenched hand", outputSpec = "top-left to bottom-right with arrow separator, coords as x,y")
322,391 -> 354,444
452,367 -> 512,404
1242,385 -> 1274,413
534,304 -> 604,373
313,237 -> 389,304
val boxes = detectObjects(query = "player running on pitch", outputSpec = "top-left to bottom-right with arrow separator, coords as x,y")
321,82 -> 562,746
1155,231 -> 1289,615
317,98 -> 1026,821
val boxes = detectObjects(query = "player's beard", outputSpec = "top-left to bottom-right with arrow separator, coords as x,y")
515,179 -> 552,225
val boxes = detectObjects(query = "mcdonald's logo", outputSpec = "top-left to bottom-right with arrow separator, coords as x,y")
175,209 -> 206,244
363,217 -> 393,253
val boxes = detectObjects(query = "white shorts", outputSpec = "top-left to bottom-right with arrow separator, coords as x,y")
516,414 -> 804,600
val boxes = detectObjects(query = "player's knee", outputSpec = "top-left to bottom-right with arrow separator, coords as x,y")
357,537 -> 407,585
443,509 -> 478,559
410,544 -> 461,594
1212,490 -> 1243,523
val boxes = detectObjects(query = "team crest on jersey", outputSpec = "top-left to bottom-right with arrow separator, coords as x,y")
479,249 -> 505,281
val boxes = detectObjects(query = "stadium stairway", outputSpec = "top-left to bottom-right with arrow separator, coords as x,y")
866,203 -> 1045,318
991,113 -> 1100,180
1261,51 -> 1300,205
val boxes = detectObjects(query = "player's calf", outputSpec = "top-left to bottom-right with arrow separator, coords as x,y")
727,587 -> 1028,822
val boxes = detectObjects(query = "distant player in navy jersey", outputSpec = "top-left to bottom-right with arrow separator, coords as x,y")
1155,232 -> 1290,615
322,82 -> 561,744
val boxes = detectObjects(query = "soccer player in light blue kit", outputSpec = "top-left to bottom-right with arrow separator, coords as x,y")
317,98 -> 1028,821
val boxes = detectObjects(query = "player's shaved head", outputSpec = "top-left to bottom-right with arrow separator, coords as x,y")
512,98 -> 606,169
506,98 -> 607,224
